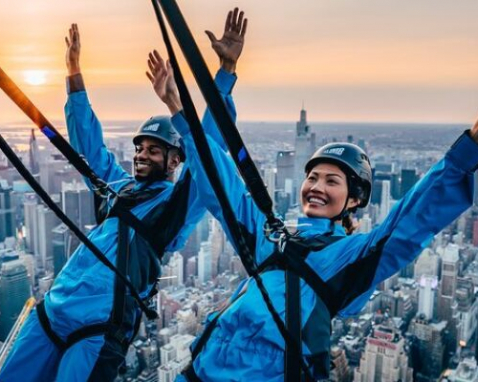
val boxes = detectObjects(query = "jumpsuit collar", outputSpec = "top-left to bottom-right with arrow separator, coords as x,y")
296,216 -> 346,238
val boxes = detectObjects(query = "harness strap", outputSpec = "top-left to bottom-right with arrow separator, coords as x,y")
36,300 -> 133,352
190,288 -> 247,362
112,219 -> 129,327
182,363 -> 202,382
285,268 -> 302,382
36,301 -> 67,351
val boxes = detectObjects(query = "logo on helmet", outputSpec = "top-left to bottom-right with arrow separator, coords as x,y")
143,123 -> 160,132
324,147 -> 345,156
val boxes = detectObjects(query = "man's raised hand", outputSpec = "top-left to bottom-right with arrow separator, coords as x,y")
205,8 -> 248,74
146,50 -> 182,115
65,23 -> 81,76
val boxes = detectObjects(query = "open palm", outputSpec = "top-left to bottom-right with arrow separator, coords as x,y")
206,8 -> 248,72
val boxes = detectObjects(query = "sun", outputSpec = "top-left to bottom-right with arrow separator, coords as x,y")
23,70 -> 47,86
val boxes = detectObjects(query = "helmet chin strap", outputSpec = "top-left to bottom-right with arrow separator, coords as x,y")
331,177 -> 351,222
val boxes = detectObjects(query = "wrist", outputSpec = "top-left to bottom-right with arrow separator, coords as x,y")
166,98 -> 183,115
220,60 -> 236,74
67,63 -> 81,76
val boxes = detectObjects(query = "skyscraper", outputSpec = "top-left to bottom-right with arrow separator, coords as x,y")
418,275 -> 438,320
401,169 -> 419,198
23,193 -> 38,254
52,223 -> 69,276
28,129 -> 40,176
276,150 -> 295,192
197,241 -> 212,284
36,205 -> 60,273
0,257 -> 31,341
408,316 -> 448,380
379,180 -> 391,223
61,180 -> 95,232
263,167 -> 276,200
359,214 -> 373,233
293,108 -> 316,205
437,244 -> 459,323
455,277 -> 478,347
354,323 -> 413,382
0,184 -> 15,242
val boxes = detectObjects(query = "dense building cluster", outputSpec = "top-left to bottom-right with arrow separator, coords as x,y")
0,113 -> 477,381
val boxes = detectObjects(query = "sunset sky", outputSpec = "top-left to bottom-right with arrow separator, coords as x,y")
1,0 -> 478,125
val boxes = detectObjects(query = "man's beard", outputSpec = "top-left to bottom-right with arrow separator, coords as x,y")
134,161 -> 167,182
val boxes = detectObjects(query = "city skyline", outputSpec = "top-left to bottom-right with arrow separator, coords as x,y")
1,1 -> 478,125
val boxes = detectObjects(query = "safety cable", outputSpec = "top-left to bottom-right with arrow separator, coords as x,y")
152,0 -> 280,231
0,67 -> 161,253
151,1 -> 313,379
0,67 -> 107,193
0,69 -> 158,320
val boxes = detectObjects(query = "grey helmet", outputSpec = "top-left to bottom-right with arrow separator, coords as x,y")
133,116 -> 185,162
305,142 -> 372,208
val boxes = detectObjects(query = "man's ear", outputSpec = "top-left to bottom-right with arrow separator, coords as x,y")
167,150 -> 181,173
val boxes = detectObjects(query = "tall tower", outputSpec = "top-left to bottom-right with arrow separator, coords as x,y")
28,129 -> 40,175
418,275 -> 438,320
0,184 -> 15,242
36,205 -> 60,273
379,180 -> 391,223
294,108 -> 316,205
437,244 -> 459,323
23,193 -> 38,254
197,241 -> 212,284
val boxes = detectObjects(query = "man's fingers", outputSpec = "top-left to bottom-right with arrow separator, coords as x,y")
237,11 -> 244,33
240,18 -> 248,37
146,71 -> 154,84
205,30 -> 217,44
231,8 -> 239,31
65,36 -> 70,48
147,59 -> 155,74
153,50 -> 166,70
225,10 -> 232,32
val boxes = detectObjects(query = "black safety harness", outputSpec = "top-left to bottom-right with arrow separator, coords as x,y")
151,1 -> 391,380
150,1 -> 318,380
0,67 -> 193,351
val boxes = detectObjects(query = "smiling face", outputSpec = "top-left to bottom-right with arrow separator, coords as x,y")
133,137 -> 168,181
301,162 -> 359,219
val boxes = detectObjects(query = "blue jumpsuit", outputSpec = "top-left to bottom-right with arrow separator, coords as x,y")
172,108 -> 478,381
0,69 -> 238,382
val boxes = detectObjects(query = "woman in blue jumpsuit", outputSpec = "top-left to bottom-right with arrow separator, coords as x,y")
148,16 -> 478,379
0,16 -> 241,382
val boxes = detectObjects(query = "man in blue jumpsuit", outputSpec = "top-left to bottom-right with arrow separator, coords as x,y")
149,32 -> 478,379
0,10 -> 245,382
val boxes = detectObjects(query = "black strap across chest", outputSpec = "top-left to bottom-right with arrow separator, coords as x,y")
187,233 -> 390,380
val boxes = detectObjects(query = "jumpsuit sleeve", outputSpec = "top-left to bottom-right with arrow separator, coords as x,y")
338,131 -> 478,316
172,108 -> 272,266
164,69 -> 242,252
64,73 -> 130,189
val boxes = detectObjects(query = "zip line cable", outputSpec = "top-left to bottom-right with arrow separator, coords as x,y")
152,1 -> 279,230
0,67 -> 106,191
151,1 -> 312,379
